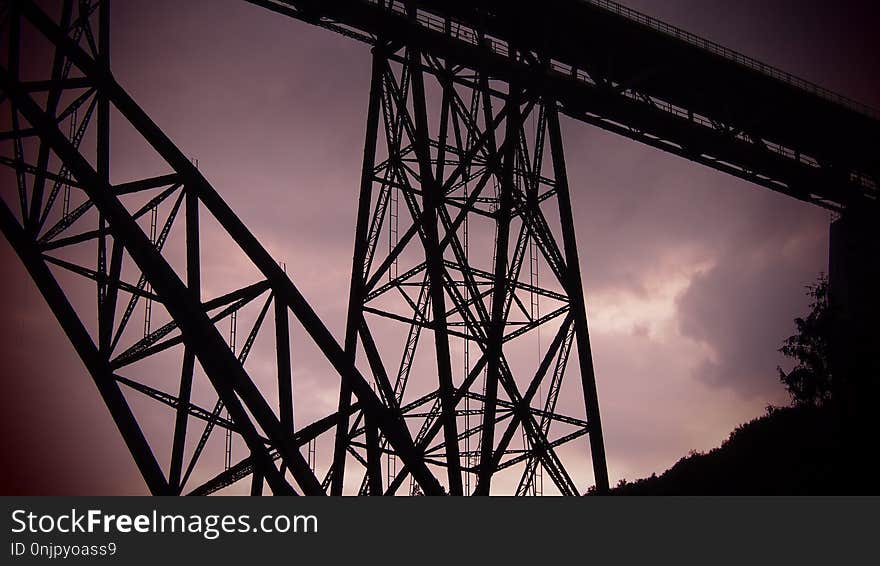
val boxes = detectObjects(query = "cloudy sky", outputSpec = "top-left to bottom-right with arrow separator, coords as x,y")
1,0 -> 877,494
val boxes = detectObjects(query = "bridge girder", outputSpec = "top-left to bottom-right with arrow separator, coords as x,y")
249,0 -> 880,212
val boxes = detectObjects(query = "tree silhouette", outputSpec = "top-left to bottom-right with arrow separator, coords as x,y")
777,275 -> 833,407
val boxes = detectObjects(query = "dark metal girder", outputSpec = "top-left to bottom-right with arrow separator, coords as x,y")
475,72 -> 519,496
406,42 -> 463,495
546,101 -> 610,493
331,44 -> 386,496
249,0 -> 879,212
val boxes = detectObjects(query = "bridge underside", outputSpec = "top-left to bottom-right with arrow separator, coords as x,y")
0,1 -> 608,495
251,0 -> 880,213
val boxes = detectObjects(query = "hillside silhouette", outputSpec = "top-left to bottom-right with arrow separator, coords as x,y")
608,402 -> 877,495
603,276 -> 879,495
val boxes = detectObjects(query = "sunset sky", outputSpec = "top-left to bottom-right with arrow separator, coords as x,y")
1,0 -> 877,494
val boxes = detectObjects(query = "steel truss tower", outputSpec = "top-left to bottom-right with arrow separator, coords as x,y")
0,0 -> 608,495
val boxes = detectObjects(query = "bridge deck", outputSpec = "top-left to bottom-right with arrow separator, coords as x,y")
248,0 -> 880,211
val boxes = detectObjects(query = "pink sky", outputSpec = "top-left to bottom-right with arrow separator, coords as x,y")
0,0 -> 877,494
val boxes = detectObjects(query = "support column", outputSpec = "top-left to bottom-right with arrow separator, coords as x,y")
828,210 -> 880,407
546,104 -> 610,494
332,45 -> 386,495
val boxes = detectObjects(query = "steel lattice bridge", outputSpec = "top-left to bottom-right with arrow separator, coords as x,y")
0,0 -> 877,496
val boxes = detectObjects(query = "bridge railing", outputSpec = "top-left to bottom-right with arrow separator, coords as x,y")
584,0 -> 880,120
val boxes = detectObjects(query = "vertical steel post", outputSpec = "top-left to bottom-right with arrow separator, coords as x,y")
408,45 -> 463,496
169,185 -> 200,492
333,45 -> 387,495
475,81 -> 520,496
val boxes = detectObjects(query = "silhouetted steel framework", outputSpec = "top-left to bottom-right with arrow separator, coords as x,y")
0,0 -> 877,495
